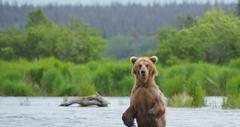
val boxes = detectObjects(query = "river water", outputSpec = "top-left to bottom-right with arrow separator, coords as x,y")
0,96 -> 239,127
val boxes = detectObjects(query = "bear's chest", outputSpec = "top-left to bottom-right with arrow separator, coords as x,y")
131,87 -> 159,110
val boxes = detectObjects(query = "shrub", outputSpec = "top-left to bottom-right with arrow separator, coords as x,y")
70,65 -> 96,96
162,75 -> 186,97
93,61 -> 132,96
93,68 -> 113,95
26,66 -> 45,85
1,80 -> 33,96
41,68 -> 65,94
118,76 -> 134,96
229,58 -> 240,69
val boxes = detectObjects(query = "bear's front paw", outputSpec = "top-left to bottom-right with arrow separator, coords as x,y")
122,113 -> 135,127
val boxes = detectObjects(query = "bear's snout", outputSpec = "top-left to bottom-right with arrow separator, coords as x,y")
139,66 -> 148,78
140,70 -> 146,76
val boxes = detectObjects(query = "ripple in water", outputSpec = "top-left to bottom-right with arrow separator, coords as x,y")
0,96 -> 240,127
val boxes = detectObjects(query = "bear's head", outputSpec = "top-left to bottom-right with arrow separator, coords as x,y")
130,56 -> 158,83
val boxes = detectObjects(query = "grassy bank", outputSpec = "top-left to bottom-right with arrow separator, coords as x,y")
0,58 -> 240,108
0,58 -> 132,96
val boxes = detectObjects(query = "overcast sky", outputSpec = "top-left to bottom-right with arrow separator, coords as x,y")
1,0 -> 238,6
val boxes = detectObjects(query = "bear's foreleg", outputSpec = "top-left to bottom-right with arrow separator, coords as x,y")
122,106 -> 136,127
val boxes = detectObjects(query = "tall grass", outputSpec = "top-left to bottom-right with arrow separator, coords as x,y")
0,58 -> 95,96
93,60 -> 132,96
223,75 -> 240,108
158,61 -> 240,107
0,58 -> 133,96
1,58 -> 240,108
223,59 -> 240,108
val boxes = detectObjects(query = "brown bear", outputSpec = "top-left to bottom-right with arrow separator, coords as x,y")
122,56 -> 166,127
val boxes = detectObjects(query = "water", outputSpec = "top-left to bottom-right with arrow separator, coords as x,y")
0,96 -> 240,127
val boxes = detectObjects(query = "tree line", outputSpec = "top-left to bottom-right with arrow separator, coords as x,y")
0,2 -> 236,37
0,9 -> 105,63
1,2 -> 240,63
155,9 -> 240,65
0,2 -> 238,58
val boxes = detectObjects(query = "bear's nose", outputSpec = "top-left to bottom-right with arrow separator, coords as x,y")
141,70 -> 146,75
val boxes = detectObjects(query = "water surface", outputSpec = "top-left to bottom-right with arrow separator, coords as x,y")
0,97 -> 239,127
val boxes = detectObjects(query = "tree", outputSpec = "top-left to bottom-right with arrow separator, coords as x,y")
26,16 -> 106,63
59,17 -> 106,63
0,9 -> 106,63
26,23 -> 61,58
156,9 -> 240,65
27,9 -> 49,28
0,28 -> 27,60
175,16 -> 195,29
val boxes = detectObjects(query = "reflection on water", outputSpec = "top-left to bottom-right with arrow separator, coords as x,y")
0,96 -> 239,127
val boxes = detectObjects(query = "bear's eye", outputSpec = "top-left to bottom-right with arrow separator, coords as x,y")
138,64 -> 142,68
146,64 -> 149,68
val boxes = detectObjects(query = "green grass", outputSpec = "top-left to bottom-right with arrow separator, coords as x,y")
158,61 -> 240,107
92,60 -> 132,96
223,75 -> 240,108
1,58 -> 240,108
223,95 -> 240,109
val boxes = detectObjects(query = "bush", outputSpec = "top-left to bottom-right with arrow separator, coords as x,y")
156,9 -> 240,65
1,80 -> 33,96
229,58 -> 240,69
159,65 -> 187,96
93,68 -> 113,95
118,76 -> 134,96
93,61 -> 132,96
41,68 -> 65,94
70,65 -> 96,96
0,58 -> 95,96
162,75 -> 186,97
26,66 -> 45,85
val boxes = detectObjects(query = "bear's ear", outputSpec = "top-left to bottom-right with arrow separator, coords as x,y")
130,56 -> 138,64
149,56 -> 158,64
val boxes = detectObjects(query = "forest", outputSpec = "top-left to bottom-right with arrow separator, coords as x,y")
0,2 -> 237,58
0,1 -> 240,108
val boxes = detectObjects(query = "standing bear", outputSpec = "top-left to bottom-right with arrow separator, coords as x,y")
122,56 -> 166,127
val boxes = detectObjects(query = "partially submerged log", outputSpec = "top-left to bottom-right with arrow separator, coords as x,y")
59,93 -> 109,107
